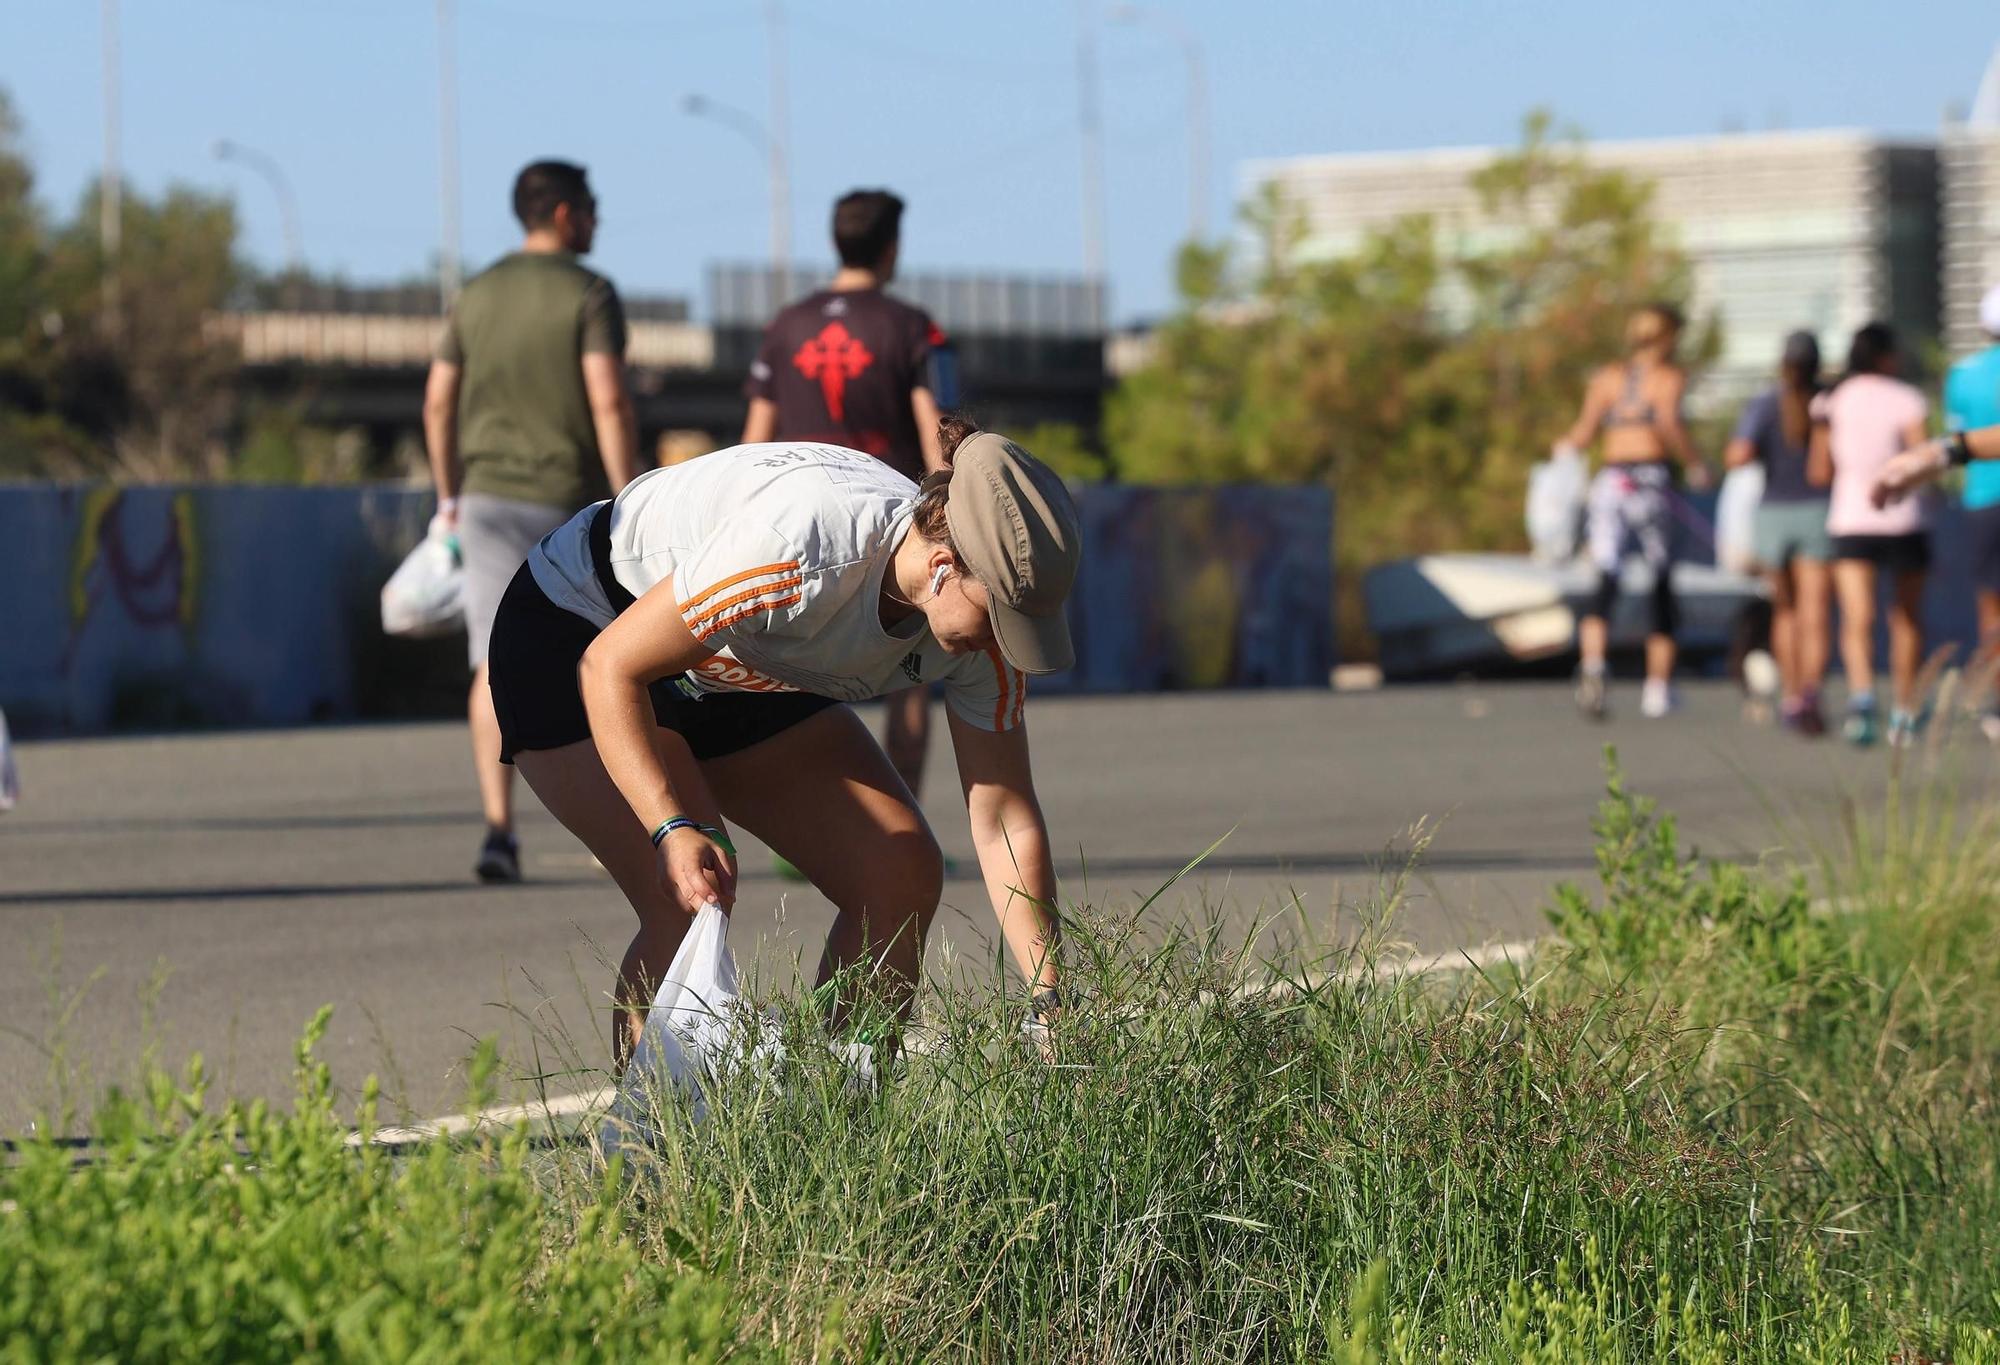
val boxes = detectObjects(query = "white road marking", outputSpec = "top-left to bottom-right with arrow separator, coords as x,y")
349,1085 -> 613,1147
350,933 -> 1550,1148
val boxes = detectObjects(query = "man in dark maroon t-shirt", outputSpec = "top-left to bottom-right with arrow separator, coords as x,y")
743,188 -> 948,798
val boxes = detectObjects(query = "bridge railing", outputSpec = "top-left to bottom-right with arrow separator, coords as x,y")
209,312 -> 718,371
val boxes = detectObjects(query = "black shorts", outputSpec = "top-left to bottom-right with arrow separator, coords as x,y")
1968,505 -> 2000,595
1831,532 -> 1931,575
486,565 -> 840,765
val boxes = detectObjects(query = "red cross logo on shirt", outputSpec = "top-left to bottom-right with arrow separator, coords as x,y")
791,321 -> 875,423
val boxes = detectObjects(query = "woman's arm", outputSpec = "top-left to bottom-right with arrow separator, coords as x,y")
1723,435 -> 1756,470
1558,369 -> 1609,452
948,711 -> 1059,994
1655,370 -> 1709,487
578,576 -> 738,913
1806,421 -> 1833,489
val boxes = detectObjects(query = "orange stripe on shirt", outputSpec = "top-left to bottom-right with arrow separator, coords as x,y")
683,576 -> 803,632
984,646 -> 1012,730
676,561 -> 800,615
692,593 -> 803,642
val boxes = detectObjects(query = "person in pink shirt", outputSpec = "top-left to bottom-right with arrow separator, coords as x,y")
1809,323 -> 1933,747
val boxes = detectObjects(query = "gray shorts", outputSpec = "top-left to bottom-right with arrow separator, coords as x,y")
1751,499 -> 1832,568
458,491 -> 574,668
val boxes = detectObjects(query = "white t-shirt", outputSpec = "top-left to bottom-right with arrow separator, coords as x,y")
529,442 -> 1028,732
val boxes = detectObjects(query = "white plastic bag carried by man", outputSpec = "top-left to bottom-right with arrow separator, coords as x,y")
379,518 -> 465,638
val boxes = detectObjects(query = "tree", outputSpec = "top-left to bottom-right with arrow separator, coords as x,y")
1104,113 -> 1716,652
0,86 -> 244,480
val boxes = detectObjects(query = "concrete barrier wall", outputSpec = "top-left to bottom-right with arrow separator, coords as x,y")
0,483 -> 1335,736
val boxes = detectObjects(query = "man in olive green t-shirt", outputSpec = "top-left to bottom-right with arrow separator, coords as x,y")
424,159 -> 640,884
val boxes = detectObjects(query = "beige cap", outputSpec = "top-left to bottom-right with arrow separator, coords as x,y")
945,431 -> 1081,674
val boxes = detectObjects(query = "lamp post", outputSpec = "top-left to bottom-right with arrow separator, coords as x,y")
1109,3 -> 1208,242
212,138 -> 305,287
100,0 -> 122,337
683,92 -> 791,305
436,0 -> 461,308
1076,0 -> 1106,325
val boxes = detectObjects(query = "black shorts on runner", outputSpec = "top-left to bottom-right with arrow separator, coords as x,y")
1967,505 -> 2000,595
486,564 -> 840,765
1830,532 -> 1931,575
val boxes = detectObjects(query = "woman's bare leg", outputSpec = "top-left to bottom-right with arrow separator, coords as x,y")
514,730 -> 722,1066
704,706 -> 943,1023
1766,565 -> 1798,701
1888,569 -> 1927,712
1793,556 -> 1832,698
1833,559 -> 1879,702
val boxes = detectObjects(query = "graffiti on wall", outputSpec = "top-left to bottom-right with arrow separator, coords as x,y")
2,482 -> 1334,735
63,487 -> 201,670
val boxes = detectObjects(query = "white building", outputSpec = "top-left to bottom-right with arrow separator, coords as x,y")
1943,130 -> 2000,351
1247,130 -> 1941,410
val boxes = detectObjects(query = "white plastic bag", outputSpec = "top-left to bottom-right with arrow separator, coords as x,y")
600,903 -> 877,1157
379,521 -> 464,638
602,904 -> 760,1149
1713,463 -> 1765,576
1525,443 -> 1589,563
0,707 -> 18,813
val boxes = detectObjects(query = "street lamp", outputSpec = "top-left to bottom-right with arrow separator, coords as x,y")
683,92 -> 791,304
1108,3 -> 1209,242
212,138 -> 305,283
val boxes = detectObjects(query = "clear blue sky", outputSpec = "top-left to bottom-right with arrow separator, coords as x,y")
5,1 -> 1997,324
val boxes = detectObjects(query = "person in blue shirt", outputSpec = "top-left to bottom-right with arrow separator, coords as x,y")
1943,286 -> 2000,739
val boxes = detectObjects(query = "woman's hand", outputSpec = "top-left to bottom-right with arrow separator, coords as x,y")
658,827 -> 738,914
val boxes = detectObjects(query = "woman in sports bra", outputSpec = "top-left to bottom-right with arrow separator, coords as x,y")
484,416 -> 1078,1062
1556,303 -> 1711,720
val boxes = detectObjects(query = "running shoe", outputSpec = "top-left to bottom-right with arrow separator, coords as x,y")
1022,987 -> 1062,1061
1844,701 -> 1879,748
475,828 -> 522,883
1640,680 -> 1676,719
1574,668 -> 1608,722
1794,697 -> 1827,739
1887,704 -> 1931,750
1742,649 -> 1781,708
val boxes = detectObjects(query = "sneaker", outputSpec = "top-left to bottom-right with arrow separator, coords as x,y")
1640,680 -> 1676,719
1021,987 -> 1062,1061
1887,704 -> 1931,750
475,828 -> 521,883
1795,697 -> 1827,739
1742,649 -> 1781,705
1575,668 -> 1608,721
1844,700 -> 1879,748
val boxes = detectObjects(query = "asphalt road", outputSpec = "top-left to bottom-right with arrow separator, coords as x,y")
5,682 -> 1988,1131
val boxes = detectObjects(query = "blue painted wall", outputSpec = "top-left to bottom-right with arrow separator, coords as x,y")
0,483 -> 1335,735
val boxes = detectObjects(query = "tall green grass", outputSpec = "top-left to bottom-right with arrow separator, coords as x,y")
6,752 -> 2000,1362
